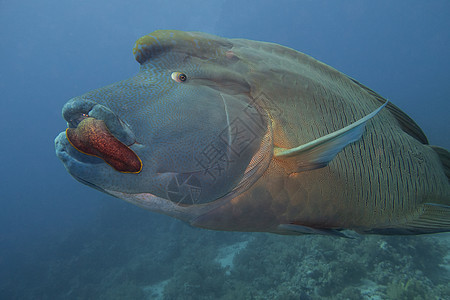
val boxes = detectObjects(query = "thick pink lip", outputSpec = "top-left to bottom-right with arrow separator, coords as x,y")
66,117 -> 142,174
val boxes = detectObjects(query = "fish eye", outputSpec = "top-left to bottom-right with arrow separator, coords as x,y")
171,72 -> 187,83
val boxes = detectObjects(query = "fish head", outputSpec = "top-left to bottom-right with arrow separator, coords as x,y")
55,30 -> 273,217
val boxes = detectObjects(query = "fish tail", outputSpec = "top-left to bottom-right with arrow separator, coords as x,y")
404,203 -> 450,234
430,145 -> 450,182
361,204 -> 450,235
362,146 -> 450,235
392,146 -> 450,234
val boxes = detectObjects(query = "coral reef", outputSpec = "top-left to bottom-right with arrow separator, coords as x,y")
0,201 -> 449,299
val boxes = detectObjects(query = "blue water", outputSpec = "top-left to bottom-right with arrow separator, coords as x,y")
1,1 -> 449,299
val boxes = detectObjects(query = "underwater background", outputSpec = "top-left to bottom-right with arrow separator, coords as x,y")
0,0 -> 449,299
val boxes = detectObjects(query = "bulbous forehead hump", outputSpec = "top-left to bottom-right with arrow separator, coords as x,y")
133,30 -> 233,64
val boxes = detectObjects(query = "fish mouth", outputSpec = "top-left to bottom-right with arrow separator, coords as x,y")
59,98 -> 142,173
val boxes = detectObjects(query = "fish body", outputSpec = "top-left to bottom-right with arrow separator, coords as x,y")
55,30 -> 450,235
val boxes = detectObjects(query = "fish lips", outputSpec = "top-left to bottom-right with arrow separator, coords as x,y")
56,98 -> 142,174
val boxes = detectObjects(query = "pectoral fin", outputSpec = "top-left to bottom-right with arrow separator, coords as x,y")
274,101 -> 388,172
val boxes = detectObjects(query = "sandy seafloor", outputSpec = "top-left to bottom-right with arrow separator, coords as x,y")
1,200 -> 449,300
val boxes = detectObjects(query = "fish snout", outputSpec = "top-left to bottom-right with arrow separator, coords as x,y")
59,98 -> 142,173
62,98 -> 136,146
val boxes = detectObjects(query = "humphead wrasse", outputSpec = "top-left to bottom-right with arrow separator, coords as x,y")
55,30 -> 450,236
